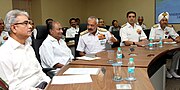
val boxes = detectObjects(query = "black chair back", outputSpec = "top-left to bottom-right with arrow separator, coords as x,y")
32,25 -> 48,64
177,31 -> 180,36
143,29 -> 151,39
79,23 -> 87,34
111,30 -> 121,48
0,78 -> 8,90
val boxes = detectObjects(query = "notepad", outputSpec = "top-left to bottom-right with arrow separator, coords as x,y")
116,84 -> 132,89
51,75 -> 92,84
63,68 -> 100,75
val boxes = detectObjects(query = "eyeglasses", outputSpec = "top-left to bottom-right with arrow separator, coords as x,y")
13,20 -> 33,26
128,16 -> 136,18
0,23 -> 4,25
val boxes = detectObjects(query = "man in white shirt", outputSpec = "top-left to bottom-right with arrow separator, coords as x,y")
0,9 -> 50,90
0,17 -> 8,46
149,12 -> 180,78
39,21 -> 74,69
76,16 -> 117,56
120,11 -> 147,46
66,18 -> 79,38
137,16 -> 147,30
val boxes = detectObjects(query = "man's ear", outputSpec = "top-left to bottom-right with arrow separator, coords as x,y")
49,29 -> 52,34
10,25 -> 17,33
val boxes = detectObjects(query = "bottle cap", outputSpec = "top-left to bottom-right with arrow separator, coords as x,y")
129,58 -> 134,62
149,38 -> 152,41
118,47 -> 121,51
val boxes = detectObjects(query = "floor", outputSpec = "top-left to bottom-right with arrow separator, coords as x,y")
166,59 -> 180,90
166,78 -> 180,90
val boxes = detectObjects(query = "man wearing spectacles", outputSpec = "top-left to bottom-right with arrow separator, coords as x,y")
39,21 -> 74,69
120,11 -> 147,46
0,9 -> 50,90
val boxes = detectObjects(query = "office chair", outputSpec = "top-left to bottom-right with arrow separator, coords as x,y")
111,30 -> 121,48
177,31 -> 180,36
32,25 -> 55,78
62,27 -> 69,36
0,77 -> 8,90
143,29 -> 151,39
79,23 -> 87,34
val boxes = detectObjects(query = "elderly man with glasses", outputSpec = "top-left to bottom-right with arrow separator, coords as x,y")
0,9 -> 50,90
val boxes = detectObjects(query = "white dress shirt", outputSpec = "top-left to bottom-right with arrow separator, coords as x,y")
0,31 -> 9,45
136,22 -> 147,30
149,24 -> 179,39
39,35 -> 74,68
0,37 -> 50,90
120,22 -> 147,46
76,28 -> 113,54
66,27 -> 79,38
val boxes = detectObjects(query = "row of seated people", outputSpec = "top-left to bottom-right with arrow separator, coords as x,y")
32,19 -> 180,78
33,12 -> 180,80
1,9 -> 180,89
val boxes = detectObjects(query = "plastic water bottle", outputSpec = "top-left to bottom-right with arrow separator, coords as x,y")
159,36 -> 163,48
116,47 -> 123,65
149,38 -> 153,50
125,58 -> 136,81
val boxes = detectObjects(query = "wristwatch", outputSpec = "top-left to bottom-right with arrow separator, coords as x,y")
133,42 -> 135,45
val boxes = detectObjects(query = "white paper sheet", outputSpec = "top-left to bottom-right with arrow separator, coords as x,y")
63,68 -> 100,75
116,84 -> 132,89
164,41 -> 176,44
51,75 -> 92,84
76,56 -> 101,60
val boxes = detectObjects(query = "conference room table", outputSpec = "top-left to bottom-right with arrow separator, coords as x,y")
70,43 -> 180,68
45,64 -> 154,90
46,42 -> 180,90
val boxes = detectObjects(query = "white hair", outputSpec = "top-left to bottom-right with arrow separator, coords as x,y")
4,9 -> 29,32
87,16 -> 98,24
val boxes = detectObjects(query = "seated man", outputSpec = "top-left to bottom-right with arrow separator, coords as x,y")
39,21 -> 74,69
76,16 -> 117,56
98,18 -> 109,30
109,20 -> 121,32
66,18 -> 79,38
108,20 -> 121,48
120,11 -> 147,46
0,9 -> 50,90
149,12 -> 180,78
136,16 -> 147,30
0,17 -> 8,46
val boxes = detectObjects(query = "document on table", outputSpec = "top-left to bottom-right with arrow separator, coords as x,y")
76,56 -> 101,61
116,84 -> 132,89
164,41 -> 176,44
63,68 -> 100,75
51,75 -> 92,84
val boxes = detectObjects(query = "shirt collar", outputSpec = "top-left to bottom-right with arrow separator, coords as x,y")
87,29 -> 99,36
8,37 -> 30,50
126,22 -> 136,28
48,34 -> 59,42
156,24 -> 162,30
